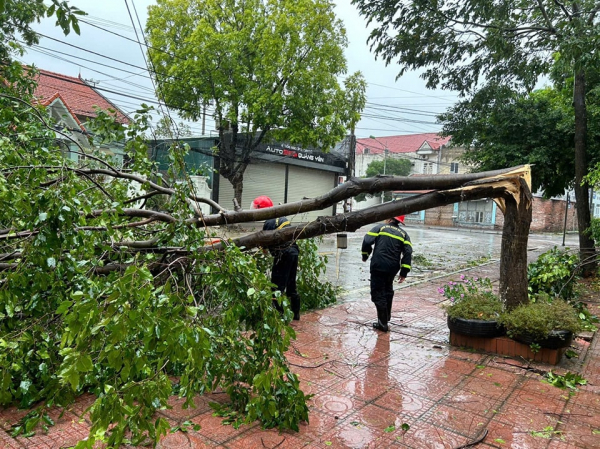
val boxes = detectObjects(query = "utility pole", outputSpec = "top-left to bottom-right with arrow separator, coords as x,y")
370,135 -> 388,203
563,193 -> 570,246
201,101 -> 207,135
345,132 -> 357,213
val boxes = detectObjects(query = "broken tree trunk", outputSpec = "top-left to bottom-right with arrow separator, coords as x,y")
498,176 -> 533,309
196,165 -> 530,226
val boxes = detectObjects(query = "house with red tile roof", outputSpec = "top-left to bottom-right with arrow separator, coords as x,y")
354,133 -> 459,178
28,67 -> 129,164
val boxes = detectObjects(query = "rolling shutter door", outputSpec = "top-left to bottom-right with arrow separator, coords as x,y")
218,161 -> 286,210
287,165 -> 335,223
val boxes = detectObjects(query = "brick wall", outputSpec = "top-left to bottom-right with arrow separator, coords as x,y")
494,197 -> 578,232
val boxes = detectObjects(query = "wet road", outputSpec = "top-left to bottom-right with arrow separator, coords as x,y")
319,225 -> 580,302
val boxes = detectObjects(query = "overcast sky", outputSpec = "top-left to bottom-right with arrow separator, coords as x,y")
21,0 -> 459,139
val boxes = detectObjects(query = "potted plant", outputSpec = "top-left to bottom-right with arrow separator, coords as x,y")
499,296 -> 582,349
441,275 -> 505,338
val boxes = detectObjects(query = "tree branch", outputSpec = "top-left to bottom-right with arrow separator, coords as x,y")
535,0 -> 558,34
192,166 -> 528,227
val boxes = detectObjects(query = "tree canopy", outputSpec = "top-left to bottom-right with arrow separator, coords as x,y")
146,0 -> 365,205
365,157 -> 412,178
439,85 -> 583,198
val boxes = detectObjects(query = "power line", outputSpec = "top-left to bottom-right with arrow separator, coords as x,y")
365,102 -> 442,117
368,81 -> 459,102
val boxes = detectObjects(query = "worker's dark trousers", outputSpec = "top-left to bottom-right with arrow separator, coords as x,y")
271,250 -> 300,320
370,270 -> 396,320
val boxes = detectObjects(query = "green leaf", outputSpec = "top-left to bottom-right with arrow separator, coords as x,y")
76,355 -> 93,373
384,425 -> 395,433
401,423 -> 410,432
494,438 -> 506,443
56,300 -> 73,314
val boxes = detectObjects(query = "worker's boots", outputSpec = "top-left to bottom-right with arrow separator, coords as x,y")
373,307 -> 389,332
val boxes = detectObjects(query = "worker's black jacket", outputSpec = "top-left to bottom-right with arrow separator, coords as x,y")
263,216 -> 299,258
361,222 -> 412,277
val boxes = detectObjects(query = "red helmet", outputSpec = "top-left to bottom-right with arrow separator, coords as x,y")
251,195 -> 273,209
393,215 -> 405,224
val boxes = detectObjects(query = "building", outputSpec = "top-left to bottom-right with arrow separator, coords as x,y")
355,133 -> 455,178
31,67 -> 130,165
353,133 -> 463,213
150,136 -> 348,222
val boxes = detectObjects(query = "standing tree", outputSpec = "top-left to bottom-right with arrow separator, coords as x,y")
365,158 -> 412,178
355,157 -> 412,202
352,0 -> 600,274
146,0 -> 365,206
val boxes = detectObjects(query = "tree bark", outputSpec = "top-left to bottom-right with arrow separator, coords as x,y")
573,69 -> 596,276
232,174 -> 244,211
499,178 -> 533,309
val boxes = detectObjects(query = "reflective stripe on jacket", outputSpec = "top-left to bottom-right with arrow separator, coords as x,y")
361,222 -> 412,277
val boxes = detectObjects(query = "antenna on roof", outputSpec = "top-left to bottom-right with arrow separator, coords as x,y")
83,78 -> 99,87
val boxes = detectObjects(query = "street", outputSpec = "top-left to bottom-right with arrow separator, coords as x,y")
319,225 -> 581,302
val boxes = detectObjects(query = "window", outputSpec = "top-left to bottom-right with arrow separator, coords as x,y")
423,162 -> 433,174
364,147 -> 370,154
474,211 -> 484,223
450,162 -> 459,173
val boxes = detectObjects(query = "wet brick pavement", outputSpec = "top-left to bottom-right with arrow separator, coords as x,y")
0,263 -> 600,449
1,258 -> 599,448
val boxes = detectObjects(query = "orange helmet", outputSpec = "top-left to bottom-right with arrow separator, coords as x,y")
251,195 -> 273,209
393,215 -> 405,224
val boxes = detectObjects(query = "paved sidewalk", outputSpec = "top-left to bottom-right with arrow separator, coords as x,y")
1,262 -> 599,448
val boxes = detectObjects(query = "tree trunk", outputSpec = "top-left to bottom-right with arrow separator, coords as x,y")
232,174 -> 244,211
573,69 -> 596,276
500,178 -> 532,309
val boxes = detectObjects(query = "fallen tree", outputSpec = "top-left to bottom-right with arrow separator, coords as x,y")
1,85 -> 532,447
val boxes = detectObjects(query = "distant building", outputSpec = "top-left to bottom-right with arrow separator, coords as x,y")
355,133 -> 577,233
355,133 -> 456,178
30,67 -> 129,165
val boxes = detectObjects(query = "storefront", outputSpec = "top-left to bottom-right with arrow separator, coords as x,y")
150,137 -> 348,222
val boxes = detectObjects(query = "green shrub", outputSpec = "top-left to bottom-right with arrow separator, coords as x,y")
444,292 -> 504,320
500,298 -> 582,340
586,217 -> 600,246
296,238 -> 339,311
527,247 -> 579,301
439,275 -> 503,320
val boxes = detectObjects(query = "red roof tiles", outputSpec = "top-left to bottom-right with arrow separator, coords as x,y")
356,133 -> 451,155
31,68 -> 129,125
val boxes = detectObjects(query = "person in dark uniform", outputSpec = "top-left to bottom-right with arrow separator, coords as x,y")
361,215 -> 412,332
251,196 -> 301,321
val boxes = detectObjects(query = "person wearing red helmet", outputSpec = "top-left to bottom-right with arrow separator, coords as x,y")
361,215 -> 412,332
251,196 -> 301,320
